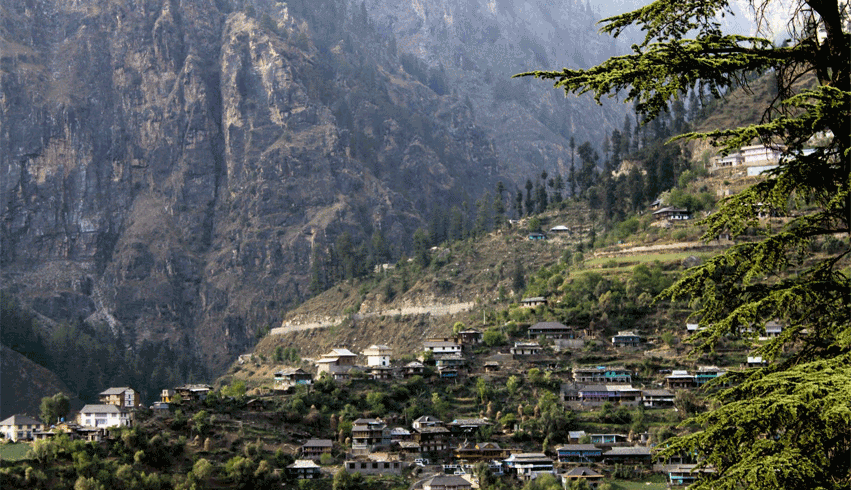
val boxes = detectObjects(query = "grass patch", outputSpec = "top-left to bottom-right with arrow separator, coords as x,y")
586,251 -> 714,268
609,474 -> 668,490
0,442 -> 32,461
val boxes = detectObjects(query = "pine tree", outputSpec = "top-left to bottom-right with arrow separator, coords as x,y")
520,1 -> 850,488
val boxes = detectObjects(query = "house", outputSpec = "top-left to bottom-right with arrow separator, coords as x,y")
668,464 -> 715,486
456,329 -> 483,345
503,453 -> 554,479
556,444 -> 603,463
151,402 -> 170,412
642,389 -> 675,408
174,384 -> 212,402
287,459 -> 322,479
397,441 -> 422,456
453,441 -> 508,462
666,370 -> 695,389
549,225 -> 570,234
483,361 -> 500,372
567,430 -> 587,443
528,321 -> 575,339
743,356 -> 768,368
602,446 -> 653,465
436,355 -> 466,370
98,387 -> 142,408
764,321 -> 783,338
578,385 -> 642,406
527,232 -> 547,240
520,297 -> 547,308
0,415 -> 43,442
741,144 -> 783,166
301,439 -> 333,460
447,418 -> 491,435
438,367 -> 460,379
510,341 -> 542,356
422,475 -> 473,490
423,340 -> 462,357
161,389 -> 175,403
573,366 -> 632,384
351,418 -> 391,455
694,366 -> 726,386
588,433 -> 628,445
402,361 -> 425,378
363,345 -> 392,367
78,404 -> 132,428
389,427 -> 412,443
611,331 -> 641,347
413,415 -> 443,430
652,207 -> 691,221
560,383 -> 582,403
315,348 -> 358,378
413,426 -> 451,453
344,457 -> 406,476
274,368 -> 313,390
562,467 -> 604,489
366,365 -> 394,380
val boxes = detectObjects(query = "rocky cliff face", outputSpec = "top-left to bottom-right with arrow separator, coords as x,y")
363,0 -> 631,183
0,0 -> 623,402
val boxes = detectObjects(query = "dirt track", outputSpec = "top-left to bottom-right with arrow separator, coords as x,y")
269,301 -> 475,336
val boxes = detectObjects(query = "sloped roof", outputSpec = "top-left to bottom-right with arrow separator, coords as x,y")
99,387 -> 133,396
425,475 -> 471,487
564,466 -> 603,477
530,321 -> 570,330
80,404 -> 124,414
604,446 -> 652,456
288,459 -> 320,469
558,444 -> 600,452
329,348 -> 357,357
0,414 -> 42,426
302,439 -> 333,448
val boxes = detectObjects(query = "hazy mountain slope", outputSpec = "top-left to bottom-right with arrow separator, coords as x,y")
1,345 -> 79,419
364,0 -> 632,183
0,0 -> 636,405
0,0 -> 498,396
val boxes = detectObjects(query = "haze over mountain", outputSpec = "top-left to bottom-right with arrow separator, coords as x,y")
1,0 -> 643,414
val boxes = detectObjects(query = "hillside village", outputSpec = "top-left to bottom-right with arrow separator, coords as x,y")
2,307 -> 784,490
0,141 -> 799,489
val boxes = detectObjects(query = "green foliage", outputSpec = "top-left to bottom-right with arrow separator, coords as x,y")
524,1 -> 850,488
482,328 -> 507,347
40,392 -> 70,425
221,380 -> 247,399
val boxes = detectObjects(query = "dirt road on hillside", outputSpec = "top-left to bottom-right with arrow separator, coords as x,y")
269,301 -> 475,336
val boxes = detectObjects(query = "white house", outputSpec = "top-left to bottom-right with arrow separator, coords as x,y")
363,344 -> 392,367
78,404 -> 132,428
423,340 -> 462,357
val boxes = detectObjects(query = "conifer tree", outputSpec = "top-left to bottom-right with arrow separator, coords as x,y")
521,1 -> 850,488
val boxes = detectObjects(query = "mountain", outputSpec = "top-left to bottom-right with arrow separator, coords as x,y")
0,0 -> 630,407
363,0 -> 632,183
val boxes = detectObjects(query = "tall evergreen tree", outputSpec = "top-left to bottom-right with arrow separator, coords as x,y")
521,1 -> 850,488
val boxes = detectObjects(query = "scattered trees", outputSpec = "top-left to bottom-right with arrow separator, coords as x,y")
522,0 -> 850,487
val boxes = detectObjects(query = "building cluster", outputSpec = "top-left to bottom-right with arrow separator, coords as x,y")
708,144 -> 783,174
560,365 -> 726,409
2,387 -> 141,442
286,417 -> 706,488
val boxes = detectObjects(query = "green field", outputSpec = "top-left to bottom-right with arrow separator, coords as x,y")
0,442 -> 32,462
586,251 -> 715,268
610,474 -> 668,490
